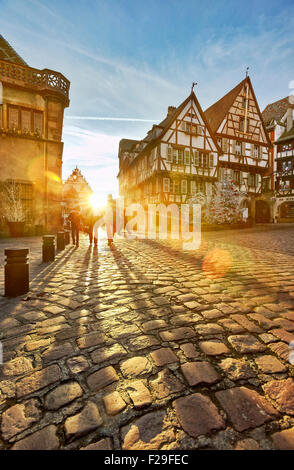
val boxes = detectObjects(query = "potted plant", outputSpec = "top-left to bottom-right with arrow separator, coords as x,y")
0,181 -> 26,237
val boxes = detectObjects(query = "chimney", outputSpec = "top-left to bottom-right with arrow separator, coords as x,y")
167,106 -> 176,117
286,107 -> 293,132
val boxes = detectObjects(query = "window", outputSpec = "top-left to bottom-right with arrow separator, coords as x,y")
194,150 -> 200,166
178,149 -> 183,165
248,173 -> 255,187
242,97 -> 247,109
191,124 -> 197,135
202,153 -> 208,168
173,180 -> 180,194
7,106 -> 44,136
21,109 -> 31,132
254,145 -> 259,158
190,180 -> 196,195
0,104 -> 3,128
8,107 -> 19,129
163,178 -> 170,193
233,171 -> 240,184
209,154 -> 214,168
236,141 -> 242,156
184,150 -> 190,165
197,125 -> 204,136
222,138 -> 228,153
173,148 -> 178,164
181,180 -> 187,194
240,117 -> 245,132
167,146 -> 172,162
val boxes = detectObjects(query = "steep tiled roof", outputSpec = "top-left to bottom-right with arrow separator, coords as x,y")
0,35 -> 28,66
119,139 -> 140,154
204,78 -> 246,133
262,97 -> 294,127
275,125 -> 294,144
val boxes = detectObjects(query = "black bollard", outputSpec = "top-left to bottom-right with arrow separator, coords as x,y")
64,230 -> 70,245
57,232 -> 65,251
5,249 -> 29,297
42,235 -> 55,262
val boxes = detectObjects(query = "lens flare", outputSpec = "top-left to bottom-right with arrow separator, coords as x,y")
202,248 -> 232,279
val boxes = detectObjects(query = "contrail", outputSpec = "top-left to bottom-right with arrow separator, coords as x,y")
65,116 -> 159,122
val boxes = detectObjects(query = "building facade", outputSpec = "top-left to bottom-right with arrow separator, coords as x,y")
63,167 -> 93,215
262,97 -> 294,222
118,91 -> 220,213
0,35 -> 70,234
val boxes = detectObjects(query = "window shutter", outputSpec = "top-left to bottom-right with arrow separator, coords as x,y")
222,138 -> 228,153
178,149 -> 183,164
167,146 -> 172,162
241,142 -> 246,155
259,146 -> 263,159
240,172 -> 243,185
184,150 -> 190,165
232,140 -> 236,154
251,143 -> 254,157
256,174 -> 259,187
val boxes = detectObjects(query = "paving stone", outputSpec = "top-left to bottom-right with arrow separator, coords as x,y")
202,309 -> 224,320
234,439 -> 260,450
91,343 -> 127,365
0,380 -> 15,401
103,391 -> 127,415
248,313 -> 275,330
274,318 -> 294,331
142,320 -> 168,332
16,365 -> 63,397
127,335 -> 160,351
120,356 -> 152,378
228,335 -> 266,353
121,410 -> 175,450
181,362 -> 220,386
127,381 -> 152,408
255,355 -> 287,374
195,323 -> 224,336
64,402 -> 103,440
219,358 -> 256,381
77,332 -> 108,349
159,327 -> 195,342
42,343 -> 74,363
150,348 -> 178,367
87,366 -> 119,391
180,343 -> 199,359
218,318 -> 245,333
43,305 -> 65,315
1,399 -> 41,440
66,356 -> 89,374
263,378 -> 294,415
44,382 -> 83,410
56,326 -> 87,342
173,393 -> 225,438
11,424 -> 60,450
268,341 -> 291,361
272,427 -> 294,450
199,340 -> 230,355
271,328 -> 294,344
1,357 -> 33,377
215,386 -> 278,432
25,338 -> 51,352
259,333 -> 279,344
150,368 -> 184,399
170,314 -> 201,326
80,437 -> 113,450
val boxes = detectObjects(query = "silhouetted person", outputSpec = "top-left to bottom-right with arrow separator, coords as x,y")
84,207 -> 98,246
106,194 -> 116,246
68,207 -> 81,246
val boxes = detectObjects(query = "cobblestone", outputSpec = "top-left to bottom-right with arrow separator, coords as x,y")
1,226 -> 294,449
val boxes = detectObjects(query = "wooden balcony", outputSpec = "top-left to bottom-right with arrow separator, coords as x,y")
0,59 -> 70,104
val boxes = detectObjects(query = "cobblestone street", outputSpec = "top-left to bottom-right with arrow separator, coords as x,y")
1,225 -> 294,450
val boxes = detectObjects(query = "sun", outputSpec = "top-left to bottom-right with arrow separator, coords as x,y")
89,193 -> 106,209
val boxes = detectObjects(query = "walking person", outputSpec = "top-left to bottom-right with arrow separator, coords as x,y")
106,194 -> 116,246
68,207 -> 81,247
85,207 -> 98,246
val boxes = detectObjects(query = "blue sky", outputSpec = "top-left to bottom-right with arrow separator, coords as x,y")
1,0 -> 293,203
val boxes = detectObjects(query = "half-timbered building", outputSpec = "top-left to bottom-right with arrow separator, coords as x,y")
118,91 -> 220,210
205,76 -> 272,222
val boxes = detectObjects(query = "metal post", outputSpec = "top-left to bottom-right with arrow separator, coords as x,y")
5,249 -> 29,297
42,235 -> 55,262
56,232 -> 65,251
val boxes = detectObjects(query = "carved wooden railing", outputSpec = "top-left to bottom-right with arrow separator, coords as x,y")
0,59 -> 70,99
